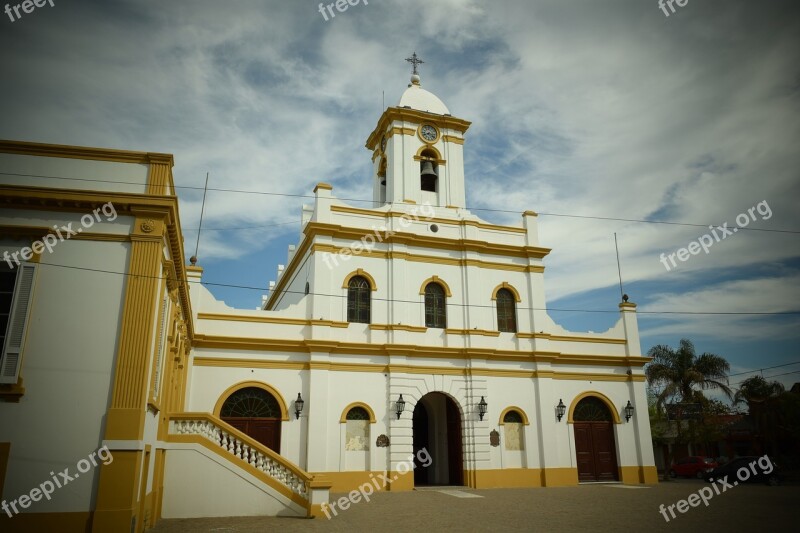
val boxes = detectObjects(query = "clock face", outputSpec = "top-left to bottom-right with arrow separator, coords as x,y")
420,124 -> 438,142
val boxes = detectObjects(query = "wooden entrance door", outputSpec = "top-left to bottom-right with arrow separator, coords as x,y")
573,397 -> 618,482
220,387 -> 283,453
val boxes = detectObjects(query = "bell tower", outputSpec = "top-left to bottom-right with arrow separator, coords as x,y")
366,53 -> 471,208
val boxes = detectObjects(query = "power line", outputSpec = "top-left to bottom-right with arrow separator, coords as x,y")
28,260 -> 800,316
3,171 -> 798,235
731,369 -> 800,387
183,221 -> 297,232
727,361 -> 800,378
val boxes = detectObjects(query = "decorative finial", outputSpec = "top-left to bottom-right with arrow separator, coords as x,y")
622,293 -> 629,303
405,51 -> 424,85
190,255 -> 197,266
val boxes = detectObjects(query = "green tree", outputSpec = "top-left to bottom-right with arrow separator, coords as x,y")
734,375 -> 785,456
646,339 -> 732,406
734,375 -> 784,406
645,339 -> 732,480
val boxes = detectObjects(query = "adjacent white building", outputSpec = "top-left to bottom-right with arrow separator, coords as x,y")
0,71 -> 657,532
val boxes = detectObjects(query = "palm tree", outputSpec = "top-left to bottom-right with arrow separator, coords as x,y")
646,339 -> 732,407
645,339 -> 732,480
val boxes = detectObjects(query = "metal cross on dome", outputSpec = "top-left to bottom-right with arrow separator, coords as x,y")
405,52 -> 424,76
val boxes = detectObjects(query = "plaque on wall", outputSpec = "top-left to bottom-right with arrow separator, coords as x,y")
489,430 -> 500,447
376,434 -> 390,447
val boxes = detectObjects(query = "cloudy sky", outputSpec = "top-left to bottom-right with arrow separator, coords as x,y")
1,0 -> 799,395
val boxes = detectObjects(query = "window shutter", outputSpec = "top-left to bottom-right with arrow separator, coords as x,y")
1,263 -> 37,384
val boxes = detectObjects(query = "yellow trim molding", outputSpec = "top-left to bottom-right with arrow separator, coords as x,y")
491,282 -> 522,302
441,134 -> 464,145
369,324 -> 427,333
314,182 -> 333,192
192,356 -> 646,382
191,336 -> 651,368
467,468 -> 541,488
339,402 -> 377,423
0,377 -> 25,402
419,275 -> 452,297
313,243 -> 541,273
328,205 -> 528,234
498,406 -> 530,425
342,269 -> 378,291
198,312 -> 349,328
366,107 -> 471,151
213,380 -> 290,421
567,391 -> 622,424
310,471 -> 380,494
0,139 -> 173,166
445,328 -> 500,337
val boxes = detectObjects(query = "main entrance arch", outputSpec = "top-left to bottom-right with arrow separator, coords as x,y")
412,392 -> 463,486
218,386 -> 284,453
572,395 -> 619,482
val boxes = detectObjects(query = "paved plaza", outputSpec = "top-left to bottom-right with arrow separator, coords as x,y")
151,479 -> 796,532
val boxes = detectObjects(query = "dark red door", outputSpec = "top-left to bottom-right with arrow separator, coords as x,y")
223,417 -> 281,453
574,421 -> 618,481
592,422 -> 617,481
575,422 -> 596,481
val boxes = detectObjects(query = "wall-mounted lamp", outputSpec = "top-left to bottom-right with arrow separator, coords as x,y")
556,399 -> 566,422
478,396 -> 488,421
294,393 -> 304,419
395,394 -> 405,419
624,400 -> 634,422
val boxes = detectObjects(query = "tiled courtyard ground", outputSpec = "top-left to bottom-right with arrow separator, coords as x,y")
150,479 -> 796,532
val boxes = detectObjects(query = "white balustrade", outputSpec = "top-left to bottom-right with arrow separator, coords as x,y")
170,417 -> 308,498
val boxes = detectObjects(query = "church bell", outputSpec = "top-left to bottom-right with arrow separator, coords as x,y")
420,160 -> 437,179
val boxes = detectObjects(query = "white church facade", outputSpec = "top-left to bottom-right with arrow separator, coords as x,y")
0,69 -> 657,532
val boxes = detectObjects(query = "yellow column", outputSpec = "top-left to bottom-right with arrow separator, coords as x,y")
93,212 -> 165,533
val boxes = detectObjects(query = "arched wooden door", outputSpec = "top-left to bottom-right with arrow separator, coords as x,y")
573,397 -> 618,482
220,387 -> 282,453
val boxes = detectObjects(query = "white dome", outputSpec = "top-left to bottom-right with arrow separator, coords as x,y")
398,82 -> 450,115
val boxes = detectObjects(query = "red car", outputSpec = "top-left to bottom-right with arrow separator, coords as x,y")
669,456 -> 719,478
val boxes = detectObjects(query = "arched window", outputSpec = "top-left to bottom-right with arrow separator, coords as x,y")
424,283 -> 447,328
503,409 -> 524,451
496,288 -> 517,333
220,387 -> 282,418
573,397 -> 613,421
346,406 -> 370,420
345,406 -> 371,451
219,386 -> 283,452
347,276 -> 371,324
